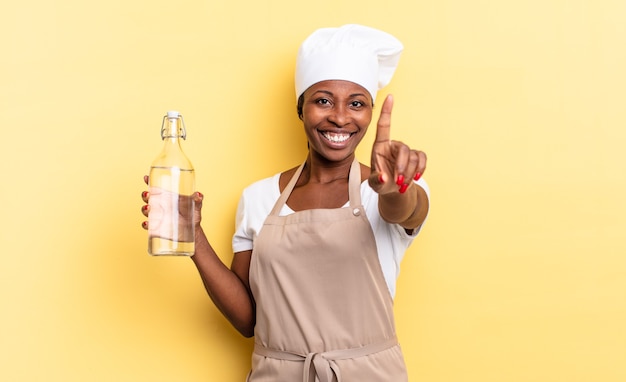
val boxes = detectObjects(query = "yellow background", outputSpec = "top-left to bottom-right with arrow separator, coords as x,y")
1,0 -> 625,381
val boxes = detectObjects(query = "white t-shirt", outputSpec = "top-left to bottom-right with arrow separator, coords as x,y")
232,173 -> 430,298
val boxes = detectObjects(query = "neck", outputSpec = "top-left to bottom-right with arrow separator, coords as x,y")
303,152 -> 355,184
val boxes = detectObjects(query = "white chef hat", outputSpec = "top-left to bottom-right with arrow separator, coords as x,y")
295,24 -> 404,101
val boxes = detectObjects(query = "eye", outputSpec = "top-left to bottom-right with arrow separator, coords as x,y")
350,100 -> 364,108
316,98 -> 331,106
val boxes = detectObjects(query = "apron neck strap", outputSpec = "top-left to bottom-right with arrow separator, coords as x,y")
270,158 -> 362,216
347,158 -> 362,208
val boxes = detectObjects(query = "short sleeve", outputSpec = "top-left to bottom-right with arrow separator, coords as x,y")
231,174 -> 281,254
232,193 -> 254,253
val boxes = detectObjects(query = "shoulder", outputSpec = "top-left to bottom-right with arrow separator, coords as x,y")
234,173 -> 281,252
278,165 -> 301,192
243,173 -> 279,194
234,173 -> 281,241
240,173 -> 281,208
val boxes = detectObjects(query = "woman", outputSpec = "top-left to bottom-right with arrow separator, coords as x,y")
142,24 -> 429,381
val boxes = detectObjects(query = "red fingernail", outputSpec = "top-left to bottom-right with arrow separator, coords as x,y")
396,175 -> 404,186
143,205 -> 148,211
399,183 -> 409,193
378,174 -> 385,184
414,172 -> 422,181
197,192 -> 203,198
142,191 -> 148,198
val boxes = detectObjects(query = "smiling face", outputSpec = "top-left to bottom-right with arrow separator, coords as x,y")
300,80 -> 374,164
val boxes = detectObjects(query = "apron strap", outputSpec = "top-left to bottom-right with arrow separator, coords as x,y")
254,336 -> 398,382
347,158 -> 362,208
269,161 -> 305,216
269,158 -> 362,217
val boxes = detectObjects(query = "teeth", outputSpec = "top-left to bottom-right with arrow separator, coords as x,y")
322,132 -> 351,143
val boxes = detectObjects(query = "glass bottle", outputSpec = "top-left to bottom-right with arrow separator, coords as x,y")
148,111 -> 195,256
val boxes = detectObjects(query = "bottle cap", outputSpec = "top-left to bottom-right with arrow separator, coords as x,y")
167,110 -> 180,118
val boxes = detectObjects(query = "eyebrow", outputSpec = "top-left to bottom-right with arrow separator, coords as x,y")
311,90 -> 368,98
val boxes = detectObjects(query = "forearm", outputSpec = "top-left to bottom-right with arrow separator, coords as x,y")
191,227 -> 255,337
378,183 -> 429,230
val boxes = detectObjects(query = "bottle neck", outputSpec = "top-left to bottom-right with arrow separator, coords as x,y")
161,137 -> 183,154
152,112 -> 193,170
161,115 -> 186,140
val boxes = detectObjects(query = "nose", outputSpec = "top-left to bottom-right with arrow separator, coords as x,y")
327,104 -> 349,127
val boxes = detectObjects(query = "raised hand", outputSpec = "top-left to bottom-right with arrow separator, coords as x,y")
368,95 -> 427,195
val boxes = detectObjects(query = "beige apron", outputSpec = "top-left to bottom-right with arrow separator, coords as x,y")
247,159 -> 408,382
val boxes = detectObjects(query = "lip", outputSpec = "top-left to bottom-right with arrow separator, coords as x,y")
319,130 -> 355,147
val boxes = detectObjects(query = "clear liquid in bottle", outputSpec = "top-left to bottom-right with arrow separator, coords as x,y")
148,111 -> 195,256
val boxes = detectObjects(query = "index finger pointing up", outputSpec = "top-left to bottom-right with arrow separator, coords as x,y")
375,94 -> 394,143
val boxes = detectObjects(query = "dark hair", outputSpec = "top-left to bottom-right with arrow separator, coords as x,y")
296,94 -> 304,120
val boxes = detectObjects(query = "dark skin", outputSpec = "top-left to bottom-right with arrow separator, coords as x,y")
141,80 -> 429,337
